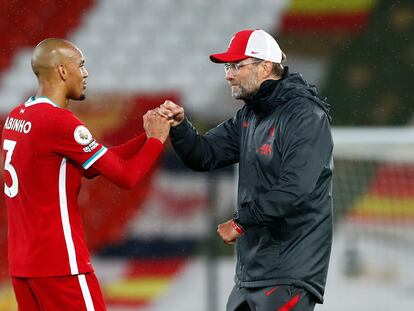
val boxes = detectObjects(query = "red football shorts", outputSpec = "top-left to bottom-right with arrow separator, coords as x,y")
12,272 -> 106,311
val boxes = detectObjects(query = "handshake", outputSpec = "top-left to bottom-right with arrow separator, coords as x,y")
143,100 -> 185,143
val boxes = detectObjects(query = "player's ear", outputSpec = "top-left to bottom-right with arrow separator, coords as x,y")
57,64 -> 67,81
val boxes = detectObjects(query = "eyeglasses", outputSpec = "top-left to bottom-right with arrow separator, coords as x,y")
224,60 -> 263,73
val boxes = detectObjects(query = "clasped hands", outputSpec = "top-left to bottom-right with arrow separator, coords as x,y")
142,100 -> 182,143
144,100 -> 242,245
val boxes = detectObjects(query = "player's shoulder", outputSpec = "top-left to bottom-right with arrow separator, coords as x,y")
7,103 -> 26,117
48,105 -> 80,122
27,97 -> 81,122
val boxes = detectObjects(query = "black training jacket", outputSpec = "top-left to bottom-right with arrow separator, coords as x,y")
170,68 -> 333,303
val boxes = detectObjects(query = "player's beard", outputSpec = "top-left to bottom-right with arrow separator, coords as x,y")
79,79 -> 87,100
71,92 -> 86,101
78,83 -> 87,100
231,68 -> 261,100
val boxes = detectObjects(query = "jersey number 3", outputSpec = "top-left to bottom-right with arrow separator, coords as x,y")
3,139 -> 18,198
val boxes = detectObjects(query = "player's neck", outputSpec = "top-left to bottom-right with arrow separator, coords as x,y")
36,86 -> 69,109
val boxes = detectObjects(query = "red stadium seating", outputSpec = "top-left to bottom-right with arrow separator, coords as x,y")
0,0 -> 93,72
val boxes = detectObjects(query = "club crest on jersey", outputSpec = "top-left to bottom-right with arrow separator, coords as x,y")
74,125 -> 93,146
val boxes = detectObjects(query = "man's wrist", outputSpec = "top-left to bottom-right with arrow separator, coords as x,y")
171,118 -> 185,127
231,219 -> 245,234
170,118 -> 189,136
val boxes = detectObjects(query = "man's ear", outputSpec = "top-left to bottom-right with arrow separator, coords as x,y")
57,64 -> 67,81
261,61 -> 273,78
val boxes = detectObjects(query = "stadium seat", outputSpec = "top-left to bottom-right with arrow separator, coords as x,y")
0,0 -> 286,116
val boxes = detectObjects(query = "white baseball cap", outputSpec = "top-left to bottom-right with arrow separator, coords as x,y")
210,29 -> 283,63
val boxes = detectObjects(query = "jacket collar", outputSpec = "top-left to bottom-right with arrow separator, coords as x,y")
244,68 -> 289,115
244,67 -> 331,121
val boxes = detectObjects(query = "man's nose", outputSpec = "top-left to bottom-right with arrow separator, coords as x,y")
225,70 -> 235,81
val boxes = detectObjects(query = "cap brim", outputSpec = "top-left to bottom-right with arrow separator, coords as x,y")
209,52 -> 249,63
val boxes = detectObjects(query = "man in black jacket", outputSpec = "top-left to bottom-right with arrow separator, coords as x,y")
159,29 -> 333,311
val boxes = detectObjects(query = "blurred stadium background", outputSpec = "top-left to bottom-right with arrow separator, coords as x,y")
0,0 -> 413,310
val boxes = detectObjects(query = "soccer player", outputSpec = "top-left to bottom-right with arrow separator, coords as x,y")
1,38 -> 170,310
159,29 -> 333,311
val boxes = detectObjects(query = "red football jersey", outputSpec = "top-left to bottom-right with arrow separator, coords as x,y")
2,96 -> 163,277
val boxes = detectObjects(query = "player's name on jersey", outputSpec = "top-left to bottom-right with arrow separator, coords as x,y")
4,117 -> 32,134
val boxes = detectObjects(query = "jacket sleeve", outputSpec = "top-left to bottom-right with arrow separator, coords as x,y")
169,115 -> 240,171
237,101 -> 333,229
